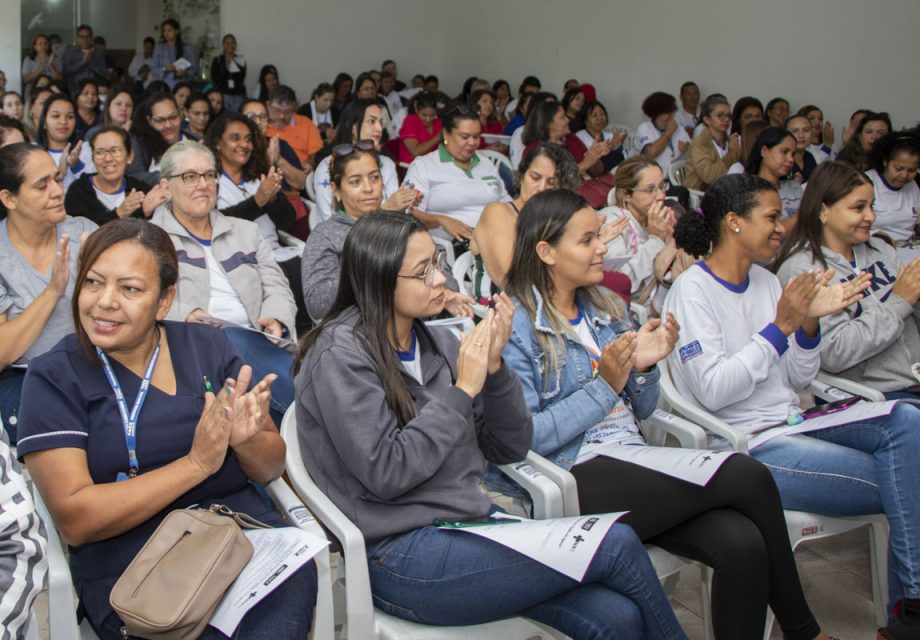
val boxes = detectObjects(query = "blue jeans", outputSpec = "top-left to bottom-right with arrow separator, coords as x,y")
752,402 -> 920,604
366,522 -> 686,640
0,367 -> 25,443
94,560 -> 317,639
222,327 -> 294,425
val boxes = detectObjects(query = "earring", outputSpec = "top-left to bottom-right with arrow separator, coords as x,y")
734,228 -> 741,234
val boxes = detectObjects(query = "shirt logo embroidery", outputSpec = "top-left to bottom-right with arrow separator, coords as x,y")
678,340 -> 703,363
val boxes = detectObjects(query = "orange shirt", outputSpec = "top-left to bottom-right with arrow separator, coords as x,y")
266,114 -> 323,165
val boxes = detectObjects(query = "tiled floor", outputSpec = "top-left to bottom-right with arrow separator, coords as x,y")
671,526 -> 881,639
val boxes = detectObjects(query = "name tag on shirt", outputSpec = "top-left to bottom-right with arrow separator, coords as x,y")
678,340 -> 703,363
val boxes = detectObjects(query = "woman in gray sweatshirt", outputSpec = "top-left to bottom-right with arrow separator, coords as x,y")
774,161 -> 920,397
292,211 -> 687,639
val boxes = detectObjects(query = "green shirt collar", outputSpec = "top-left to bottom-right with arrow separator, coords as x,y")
438,143 -> 479,177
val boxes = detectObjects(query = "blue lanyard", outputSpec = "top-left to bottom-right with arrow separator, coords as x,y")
96,336 -> 161,482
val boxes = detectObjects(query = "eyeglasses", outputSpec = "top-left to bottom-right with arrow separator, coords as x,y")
397,252 -> 448,287
629,180 -> 670,196
167,170 -> 220,186
150,112 -> 180,126
93,146 -> 126,159
244,112 -> 268,122
332,140 -> 376,157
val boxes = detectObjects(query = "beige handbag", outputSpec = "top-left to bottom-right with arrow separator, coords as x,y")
110,504 -> 270,639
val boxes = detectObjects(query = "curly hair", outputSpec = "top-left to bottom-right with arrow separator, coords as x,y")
514,142 -> 581,192
640,91 -> 677,120
204,111 -> 269,183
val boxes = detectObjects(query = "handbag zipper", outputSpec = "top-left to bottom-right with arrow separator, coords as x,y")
130,530 -> 191,598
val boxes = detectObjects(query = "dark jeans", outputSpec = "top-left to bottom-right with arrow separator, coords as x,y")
93,560 -> 317,640
572,453 -> 820,640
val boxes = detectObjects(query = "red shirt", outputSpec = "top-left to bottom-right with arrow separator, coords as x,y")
399,114 -> 442,165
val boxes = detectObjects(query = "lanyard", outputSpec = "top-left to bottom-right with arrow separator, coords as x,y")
96,336 -> 161,481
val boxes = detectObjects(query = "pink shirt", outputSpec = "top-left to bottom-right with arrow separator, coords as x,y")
399,114 -> 442,165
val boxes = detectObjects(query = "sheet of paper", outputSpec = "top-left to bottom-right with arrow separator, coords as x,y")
209,527 -> 329,635
173,57 -> 192,72
197,315 -> 295,351
595,444 -> 737,486
602,255 -> 631,271
481,134 -> 511,144
441,512 -> 626,581
748,400 -> 897,450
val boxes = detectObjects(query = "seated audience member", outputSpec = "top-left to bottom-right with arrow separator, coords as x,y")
79,87 -> 135,173
765,97 -> 790,128
0,143 -> 97,441
0,115 -> 28,146
398,93 -> 442,165
676,81 -> 701,136
23,88 -> 52,141
74,79 -> 101,142
470,89 -> 508,153
422,75 -> 450,109
836,111 -> 891,173
353,73 -> 378,101
206,87 -> 225,118
600,156 -> 695,306
406,105 -> 510,244
472,142 -> 581,296
774,161 -> 920,397
210,33 -> 246,113
127,92 -> 184,187
182,92 -> 212,141
171,82 -> 192,120
330,72 -> 354,124
501,188 -> 833,640
633,91 -> 690,177
150,19 -> 198,90
561,86 -> 586,133
727,120 -> 770,175
685,94 -> 741,190
241,98 -> 307,195
865,132 -> 920,244
841,108 -> 871,148
1,421 -> 48,637
730,96 -> 764,136
2,92 -> 23,121
378,73 -> 403,124
266,85 -> 323,173
575,101 -> 627,174
313,99 -> 413,220
18,218 -> 317,640
797,104 -> 836,162
504,91 -> 534,137
293,210 -> 686,639
249,64 -> 279,101
207,112 -> 298,264
504,74 -> 541,120
746,127 -> 803,220
65,127 -> 167,224
22,33 -> 63,86
491,79 -> 511,126
664,173 -> 920,640
302,82 -> 335,142
150,141 -> 297,423
36,94 -> 85,191
785,115 -> 818,182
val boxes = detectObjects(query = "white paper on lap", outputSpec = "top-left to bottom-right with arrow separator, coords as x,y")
748,400 -> 898,450
440,512 -> 627,581
595,444 -> 737,486
209,527 -> 329,635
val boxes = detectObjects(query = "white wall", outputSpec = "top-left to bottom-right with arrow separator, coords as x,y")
223,0 -> 919,133
0,2 -> 22,93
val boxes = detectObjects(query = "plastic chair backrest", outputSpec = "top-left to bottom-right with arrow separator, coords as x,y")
306,171 -> 317,202
668,159 -> 686,186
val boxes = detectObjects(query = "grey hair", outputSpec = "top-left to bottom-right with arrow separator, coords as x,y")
159,140 -> 215,179
700,94 -> 730,121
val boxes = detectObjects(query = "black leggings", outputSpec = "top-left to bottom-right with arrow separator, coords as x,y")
571,453 -> 819,640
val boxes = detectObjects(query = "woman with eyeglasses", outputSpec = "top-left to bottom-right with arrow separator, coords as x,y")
499,188 -> 834,640
405,105 -> 510,245
293,210 -> 688,640
314,98 -> 414,221
837,112 -> 892,173
684,95 -> 741,191
127,93 -> 186,188
150,141 -> 297,425
64,127 -> 168,225
0,143 -> 97,441
36,94 -> 85,191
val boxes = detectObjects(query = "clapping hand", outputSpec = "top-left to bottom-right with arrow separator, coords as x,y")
806,269 -> 871,318
635,312 -> 680,369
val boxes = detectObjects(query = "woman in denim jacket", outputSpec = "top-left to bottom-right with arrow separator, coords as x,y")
501,188 -> 833,640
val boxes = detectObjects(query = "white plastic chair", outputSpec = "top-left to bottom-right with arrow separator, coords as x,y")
451,251 -> 489,318
308,199 -> 323,232
608,123 -> 635,155
305,171 -> 317,203
479,149 -> 513,176
657,360 -> 890,634
668,159 -> 687,186
813,371 -> 885,402
278,229 -> 306,251
31,477 -> 335,640
432,235 -> 456,267
278,407 -> 570,640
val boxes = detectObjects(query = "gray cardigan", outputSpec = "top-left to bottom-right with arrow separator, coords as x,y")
294,308 -> 532,542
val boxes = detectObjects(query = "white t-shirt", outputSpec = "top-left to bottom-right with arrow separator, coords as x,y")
46,148 -> 83,192
868,169 -> 920,243
633,121 -> 690,175
198,240 -> 251,328
381,92 -> 403,120
396,332 -> 423,383
216,172 -> 301,263
91,176 -> 127,210
309,101 -> 333,128
313,154 -> 399,221
509,127 -> 526,170
575,129 -> 613,151
675,108 -> 699,132
404,146 -> 511,240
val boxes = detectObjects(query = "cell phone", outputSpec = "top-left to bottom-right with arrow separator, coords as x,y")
801,396 -> 860,419
433,517 -> 520,528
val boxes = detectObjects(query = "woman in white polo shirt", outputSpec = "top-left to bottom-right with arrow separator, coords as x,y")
633,92 -> 690,176
866,132 -> 920,245
405,104 -> 510,244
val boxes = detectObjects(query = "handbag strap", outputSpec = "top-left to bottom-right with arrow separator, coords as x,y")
206,504 -> 272,530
